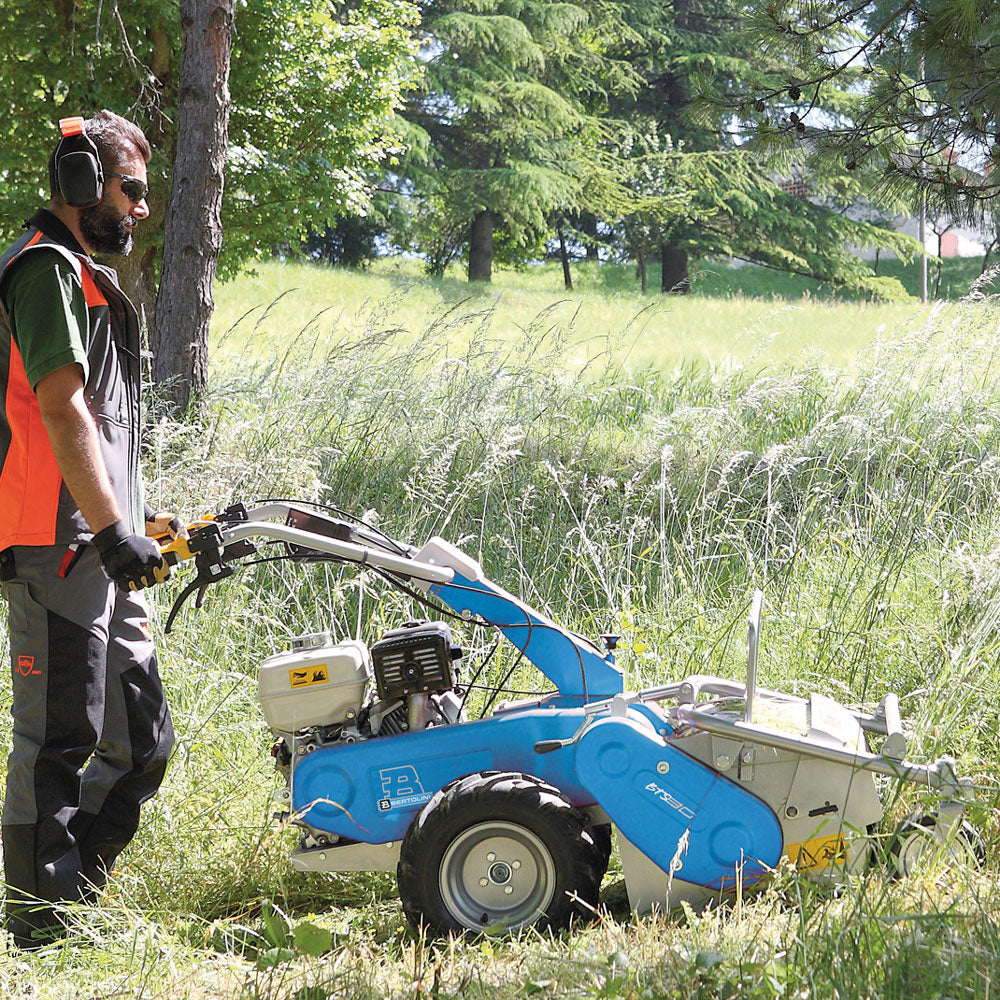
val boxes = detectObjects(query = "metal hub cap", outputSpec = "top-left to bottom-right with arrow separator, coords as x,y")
489,862 -> 512,884
439,821 -> 556,931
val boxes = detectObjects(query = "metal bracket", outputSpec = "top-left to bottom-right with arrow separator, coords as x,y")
738,744 -> 756,782
876,693 -> 907,759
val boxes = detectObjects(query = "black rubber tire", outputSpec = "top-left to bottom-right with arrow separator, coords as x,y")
886,811 -> 984,878
591,822 -> 613,873
397,771 -> 606,936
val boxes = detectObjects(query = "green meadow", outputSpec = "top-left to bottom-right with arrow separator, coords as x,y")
2,258 -> 999,998
210,259 -> 930,372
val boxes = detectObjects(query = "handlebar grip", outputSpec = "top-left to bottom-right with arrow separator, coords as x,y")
533,740 -> 565,755
159,536 -> 194,565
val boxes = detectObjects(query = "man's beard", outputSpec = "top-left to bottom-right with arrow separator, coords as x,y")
79,202 -> 136,256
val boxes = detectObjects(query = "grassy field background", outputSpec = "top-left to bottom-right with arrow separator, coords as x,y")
209,258 -> 931,373
2,257 -> 1000,997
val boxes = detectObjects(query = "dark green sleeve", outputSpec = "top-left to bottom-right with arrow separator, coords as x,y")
3,250 -> 90,389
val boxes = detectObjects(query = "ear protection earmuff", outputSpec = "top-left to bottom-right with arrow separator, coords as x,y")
54,116 -> 104,208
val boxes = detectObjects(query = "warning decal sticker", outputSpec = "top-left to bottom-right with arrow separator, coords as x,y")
288,664 -> 330,689
785,833 -> 847,871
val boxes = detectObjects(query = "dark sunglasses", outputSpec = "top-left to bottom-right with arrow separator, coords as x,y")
107,171 -> 148,203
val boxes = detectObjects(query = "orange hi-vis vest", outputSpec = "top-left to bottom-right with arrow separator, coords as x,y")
0,211 -> 143,550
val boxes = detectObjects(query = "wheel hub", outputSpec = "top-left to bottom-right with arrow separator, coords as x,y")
439,821 -> 556,931
488,861 -> 512,884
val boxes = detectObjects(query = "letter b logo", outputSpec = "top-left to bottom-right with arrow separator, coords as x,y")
379,766 -> 424,799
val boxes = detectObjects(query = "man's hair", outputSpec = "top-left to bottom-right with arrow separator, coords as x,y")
48,109 -> 151,201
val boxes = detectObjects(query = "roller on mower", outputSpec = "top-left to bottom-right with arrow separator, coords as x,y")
162,502 -> 981,935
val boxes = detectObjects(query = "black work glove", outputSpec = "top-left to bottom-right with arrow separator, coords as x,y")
93,519 -> 171,591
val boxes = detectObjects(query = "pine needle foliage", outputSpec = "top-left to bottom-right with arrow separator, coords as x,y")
594,0 -> 919,298
734,0 -> 1000,224
398,0 -> 640,277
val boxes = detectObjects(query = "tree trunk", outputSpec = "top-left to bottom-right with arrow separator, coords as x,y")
934,232 -> 944,298
103,17 -> 176,348
468,210 -> 494,282
637,251 -> 647,293
557,227 -> 572,290
581,213 -> 600,261
661,243 -> 689,293
153,0 -> 234,414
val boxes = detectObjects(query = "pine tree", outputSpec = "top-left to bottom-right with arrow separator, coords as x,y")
400,0 -> 637,281
603,0 -> 752,291
739,0 -> 1000,220
596,0 -> 917,296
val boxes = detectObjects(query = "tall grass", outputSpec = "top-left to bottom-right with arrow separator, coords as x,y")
2,271 -> 1000,997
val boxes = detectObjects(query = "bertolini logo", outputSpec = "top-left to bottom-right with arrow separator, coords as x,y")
377,765 -> 433,812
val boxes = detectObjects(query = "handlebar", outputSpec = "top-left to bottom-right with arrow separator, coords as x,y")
157,503 -> 455,632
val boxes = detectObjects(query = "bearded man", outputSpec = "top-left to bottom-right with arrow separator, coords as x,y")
0,109 -> 175,948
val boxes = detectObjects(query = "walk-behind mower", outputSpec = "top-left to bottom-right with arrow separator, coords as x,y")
162,502 -> 980,934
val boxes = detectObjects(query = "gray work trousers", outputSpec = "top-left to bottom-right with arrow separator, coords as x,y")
0,543 -> 174,947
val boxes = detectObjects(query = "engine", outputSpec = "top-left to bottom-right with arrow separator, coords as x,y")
257,620 -> 465,770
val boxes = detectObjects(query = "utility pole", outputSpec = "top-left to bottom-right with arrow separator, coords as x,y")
919,195 -> 927,303
918,55 -> 928,303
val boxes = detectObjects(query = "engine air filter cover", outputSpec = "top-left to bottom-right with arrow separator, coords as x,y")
371,620 -> 458,700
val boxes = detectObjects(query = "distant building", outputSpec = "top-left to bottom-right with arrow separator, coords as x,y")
893,215 -> 984,258
777,175 -> 989,261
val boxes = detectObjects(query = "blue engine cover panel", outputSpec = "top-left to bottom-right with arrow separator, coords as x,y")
575,715 -> 783,889
291,707 -> 594,842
